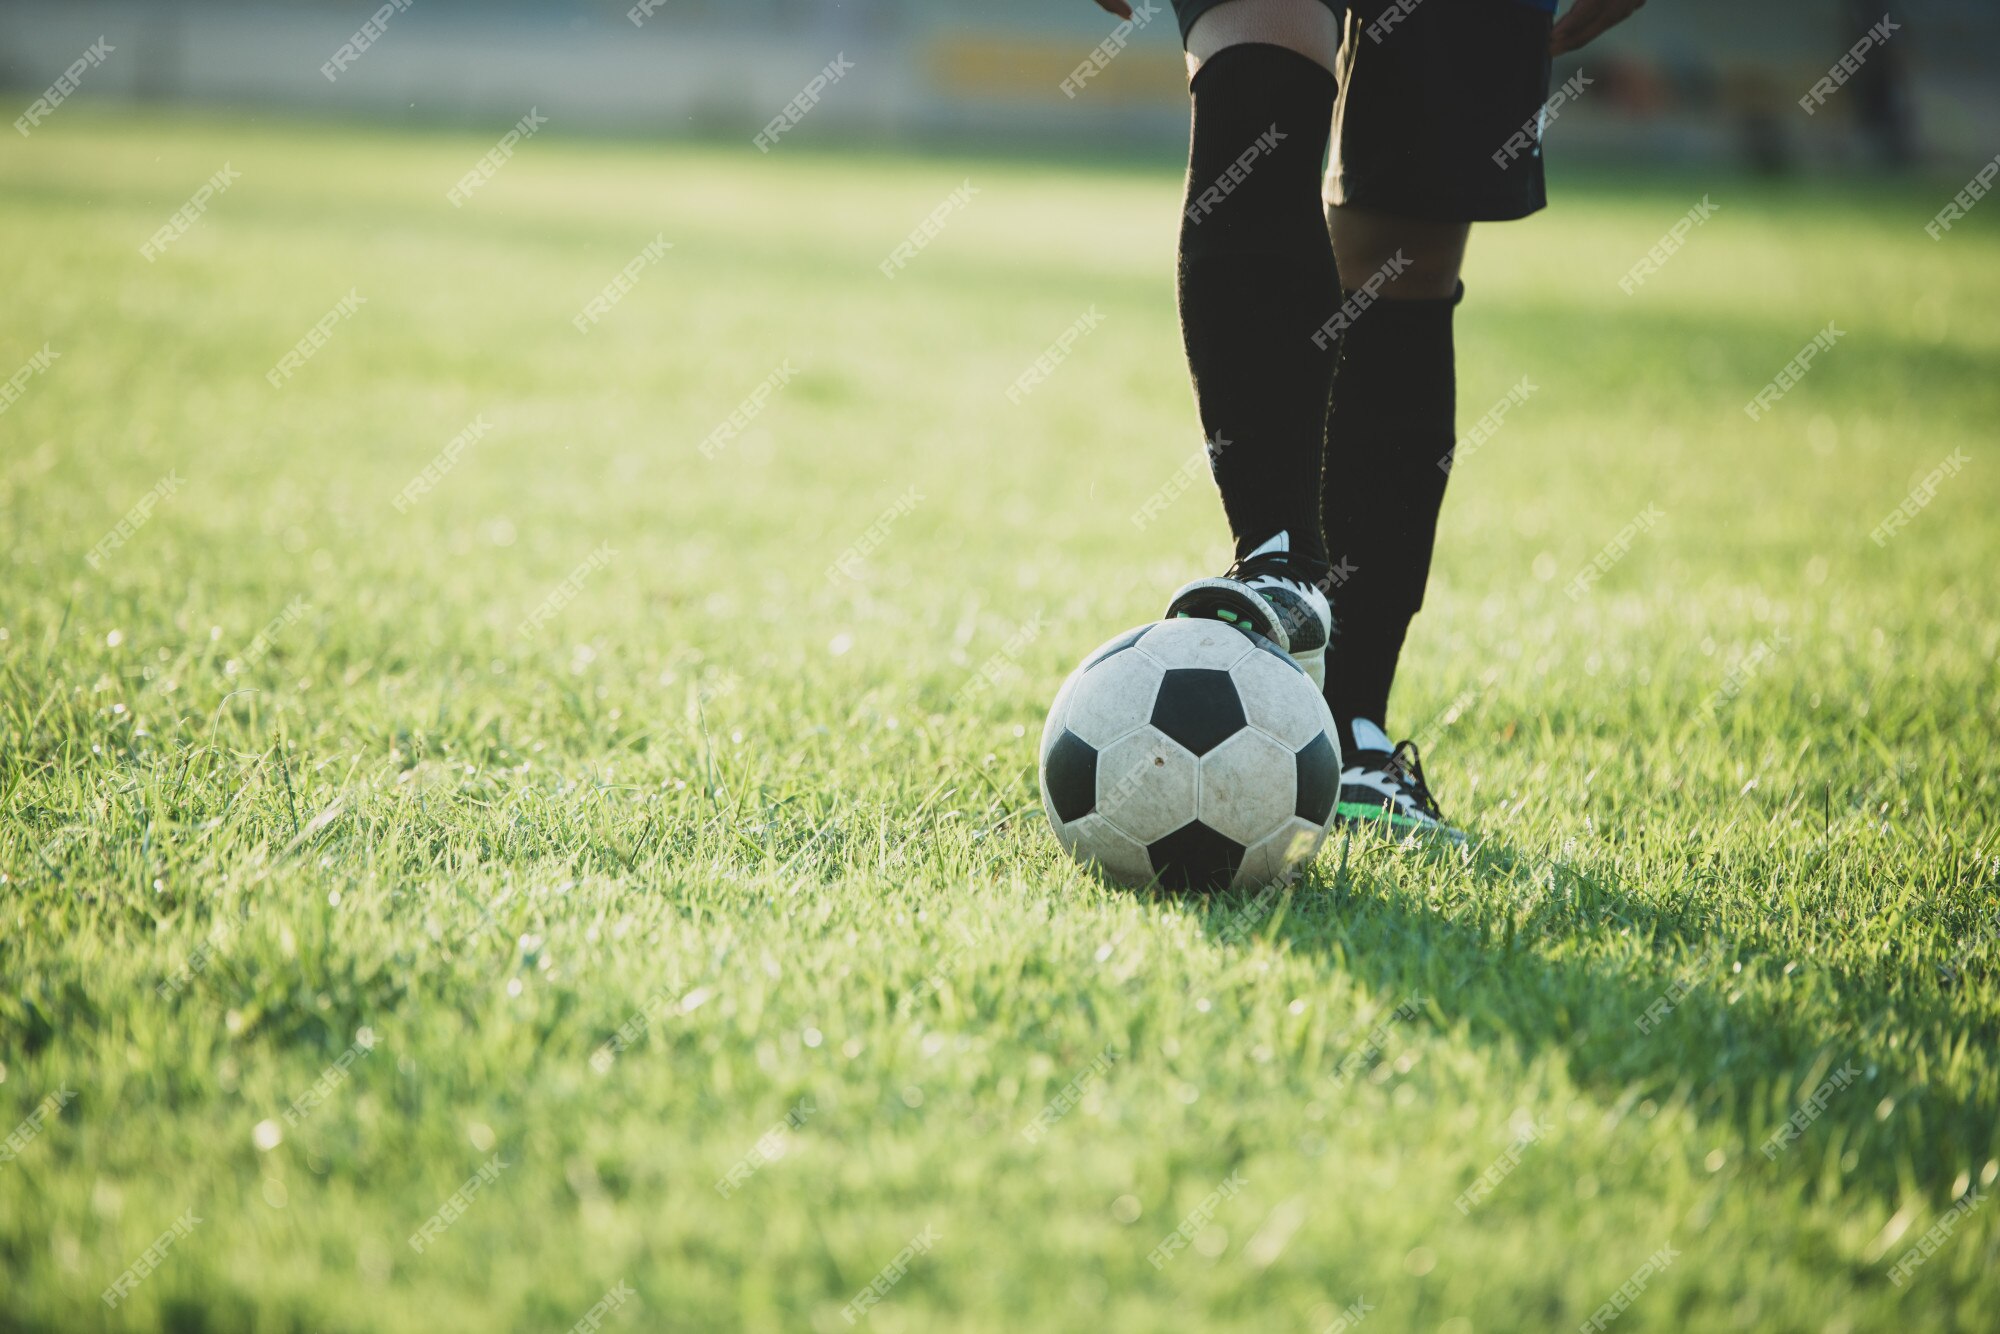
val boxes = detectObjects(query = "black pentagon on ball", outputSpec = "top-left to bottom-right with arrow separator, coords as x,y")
1082,624 -> 1149,672
1295,731 -> 1339,825
1147,820 -> 1245,893
1043,728 -> 1098,824
1149,668 -> 1246,757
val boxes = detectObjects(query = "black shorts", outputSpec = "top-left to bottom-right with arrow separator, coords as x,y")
1170,0 -> 1555,222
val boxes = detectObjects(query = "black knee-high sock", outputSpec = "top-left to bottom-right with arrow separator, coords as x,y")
1321,285 -> 1460,743
1176,44 -> 1338,574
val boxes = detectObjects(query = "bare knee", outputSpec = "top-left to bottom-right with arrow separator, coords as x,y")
1327,203 -> 1468,299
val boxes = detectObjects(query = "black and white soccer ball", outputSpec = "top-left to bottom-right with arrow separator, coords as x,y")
1039,619 -> 1342,892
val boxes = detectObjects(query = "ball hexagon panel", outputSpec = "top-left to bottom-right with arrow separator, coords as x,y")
1150,668 -> 1247,757
1230,644 -> 1329,750
1135,619 -> 1256,672
1082,625 -> 1150,672
1064,648 -> 1168,749
1147,821 -> 1246,893
1242,632 -> 1302,674
1196,727 -> 1298,847
1096,730 -> 1200,845
1234,816 -> 1329,891
1055,812 -> 1153,885
1294,732 -> 1340,826
1041,729 -> 1098,825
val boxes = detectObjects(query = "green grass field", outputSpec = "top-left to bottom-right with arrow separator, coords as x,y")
3,110 -> 1998,1333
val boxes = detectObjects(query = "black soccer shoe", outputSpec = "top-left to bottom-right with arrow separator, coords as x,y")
1335,740 -> 1468,845
1165,542 -> 1332,691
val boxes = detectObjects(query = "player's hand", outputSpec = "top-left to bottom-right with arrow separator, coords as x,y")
1088,0 -> 1135,17
1549,0 -> 1645,55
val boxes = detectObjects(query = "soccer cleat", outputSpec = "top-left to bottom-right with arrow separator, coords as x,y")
1335,739 -> 1468,844
1164,533 -> 1332,690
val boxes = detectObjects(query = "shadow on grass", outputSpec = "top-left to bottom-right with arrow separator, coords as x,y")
1177,826 -> 1999,1213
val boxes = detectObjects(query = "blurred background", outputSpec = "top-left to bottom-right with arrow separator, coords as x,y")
6,0 -> 1998,168
6,5 -> 1999,1331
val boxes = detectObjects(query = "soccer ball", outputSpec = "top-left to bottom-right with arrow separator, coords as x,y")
1039,619 -> 1342,892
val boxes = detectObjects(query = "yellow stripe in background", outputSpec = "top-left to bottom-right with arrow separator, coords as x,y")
926,34 -> 1187,105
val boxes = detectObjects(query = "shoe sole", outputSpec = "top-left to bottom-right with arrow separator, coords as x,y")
1165,578 -> 1287,646
1166,578 -> 1327,690
1333,802 -> 1469,846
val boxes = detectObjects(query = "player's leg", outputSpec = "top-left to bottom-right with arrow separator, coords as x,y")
1161,0 -> 1342,688
1328,205 -> 1468,301
1320,204 -> 1466,760
1318,0 -> 1554,839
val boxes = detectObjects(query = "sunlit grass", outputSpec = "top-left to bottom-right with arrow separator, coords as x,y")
2,111 -> 1997,1332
